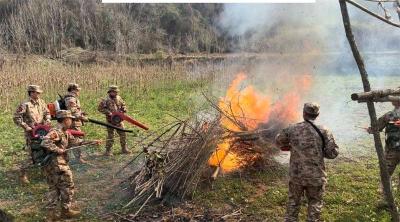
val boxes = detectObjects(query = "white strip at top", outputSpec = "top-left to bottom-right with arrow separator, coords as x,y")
102,0 -> 315,3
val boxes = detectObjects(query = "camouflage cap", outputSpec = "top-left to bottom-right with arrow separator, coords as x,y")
108,85 -> 119,93
27,85 -> 43,93
67,83 -> 81,91
303,102 -> 320,115
56,110 -> 74,119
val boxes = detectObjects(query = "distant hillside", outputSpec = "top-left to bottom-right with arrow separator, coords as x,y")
0,1 -> 227,56
1,1 -> 398,57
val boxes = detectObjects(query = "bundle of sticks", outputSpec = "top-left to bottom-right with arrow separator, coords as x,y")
125,116 -> 222,216
125,96 -> 285,216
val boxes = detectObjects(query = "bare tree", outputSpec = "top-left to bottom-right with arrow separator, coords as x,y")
339,0 -> 400,221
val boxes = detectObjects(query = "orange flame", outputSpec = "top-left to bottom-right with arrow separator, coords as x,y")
209,72 -> 312,173
219,73 -> 272,132
208,139 -> 242,172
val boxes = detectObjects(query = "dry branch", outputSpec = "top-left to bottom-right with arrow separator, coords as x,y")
351,88 -> 400,102
123,94 -> 287,218
346,0 -> 400,28
125,117 -> 222,212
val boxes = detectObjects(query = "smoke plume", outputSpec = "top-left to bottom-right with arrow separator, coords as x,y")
215,1 -> 400,157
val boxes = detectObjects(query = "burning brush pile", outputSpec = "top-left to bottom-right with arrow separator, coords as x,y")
125,72 -> 311,216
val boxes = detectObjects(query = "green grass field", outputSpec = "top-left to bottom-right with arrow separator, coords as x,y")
1,58 -> 400,221
193,157 -> 393,221
0,71 -> 210,221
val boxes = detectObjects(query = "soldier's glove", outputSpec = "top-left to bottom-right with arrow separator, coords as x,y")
367,127 -> 373,134
93,140 -> 102,145
56,149 -> 65,155
81,116 -> 89,122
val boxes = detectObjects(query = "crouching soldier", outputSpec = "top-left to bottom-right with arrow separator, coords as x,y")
40,110 -> 100,220
98,85 -> 131,156
275,102 -> 339,222
13,85 -> 51,184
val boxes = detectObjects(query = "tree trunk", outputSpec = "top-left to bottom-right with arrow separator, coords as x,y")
351,88 -> 400,101
339,0 -> 399,221
352,95 -> 400,103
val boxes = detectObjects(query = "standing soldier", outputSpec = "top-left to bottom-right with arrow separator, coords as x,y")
98,85 -> 131,156
63,83 -> 88,163
367,100 -> 400,188
13,85 -> 51,184
41,110 -> 100,220
275,103 -> 339,222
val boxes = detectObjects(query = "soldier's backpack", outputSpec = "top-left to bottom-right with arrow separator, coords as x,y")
57,94 -> 74,110
385,113 -> 400,150
48,94 -> 74,119
49,94 -> 75,118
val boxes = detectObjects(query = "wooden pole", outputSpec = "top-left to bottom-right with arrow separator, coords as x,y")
351,88 -> 400,101
352,95 -> 400,103
339,0 -> 399,220
359,96 -> 400,103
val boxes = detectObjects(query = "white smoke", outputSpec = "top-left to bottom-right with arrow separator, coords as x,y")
216,1 -> 400,157
219,1 -> 400,54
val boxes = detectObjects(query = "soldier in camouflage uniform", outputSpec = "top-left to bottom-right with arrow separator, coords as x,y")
368,100 -> 400,187
98,85 -> 131,156
13,85 -> 51,184
63,83 -> 88,163
275,103 -> 339,222
41,110 -> 100,220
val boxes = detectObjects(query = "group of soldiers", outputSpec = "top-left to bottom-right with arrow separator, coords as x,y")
13,83 -> 400,221
13,84 -> 131,220
276,100 -> 400,222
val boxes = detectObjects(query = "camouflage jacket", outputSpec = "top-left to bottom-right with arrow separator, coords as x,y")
13,98 -> 51,132
376,108 -> 400,149
64,92 -> 84,127
275,120 -> 339,186
40,123 -> 82,164
376,108 -> 400,132
98,95 -> 127,123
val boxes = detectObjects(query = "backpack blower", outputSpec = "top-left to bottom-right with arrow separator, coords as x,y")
47,94 -> 133,133
109,112 -> 149,130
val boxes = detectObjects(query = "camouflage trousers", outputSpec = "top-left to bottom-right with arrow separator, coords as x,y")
285,181 -> 325,222
385,149 -> 400,177
105,124 -> 127,151
71,125 -> 83,160
42,160 -> 74,211
20,134 -> 33,172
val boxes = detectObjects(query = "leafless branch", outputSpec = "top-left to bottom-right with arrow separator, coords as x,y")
346,0 -> 400,28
